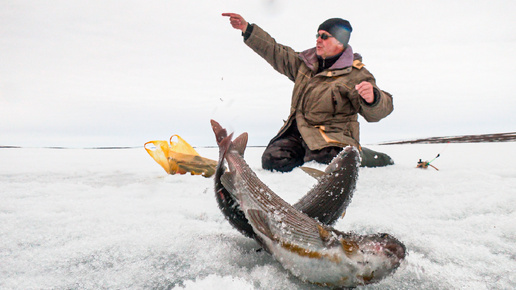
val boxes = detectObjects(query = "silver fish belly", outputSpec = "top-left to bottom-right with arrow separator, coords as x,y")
211,120 -> 406,287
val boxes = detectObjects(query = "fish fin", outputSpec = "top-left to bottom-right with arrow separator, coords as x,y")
317,224 -> 332,243
210,119 -> 228,145
300,166 -> 328,180
316,225 -> 342,248
246,209 -> 275,241
231,132 -> 248,157
339,237 -> 359,257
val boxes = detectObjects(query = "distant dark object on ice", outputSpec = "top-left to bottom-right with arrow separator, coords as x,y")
381,132 -> 516,145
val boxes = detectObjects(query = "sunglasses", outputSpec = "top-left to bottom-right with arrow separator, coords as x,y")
316,33 -> 333,40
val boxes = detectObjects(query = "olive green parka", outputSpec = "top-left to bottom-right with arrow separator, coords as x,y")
244,24 -> 393,150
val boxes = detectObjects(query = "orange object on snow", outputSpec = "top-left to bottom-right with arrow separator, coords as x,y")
144,135 -> 217,177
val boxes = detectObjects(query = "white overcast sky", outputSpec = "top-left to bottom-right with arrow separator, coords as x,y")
1,0 -> 515,148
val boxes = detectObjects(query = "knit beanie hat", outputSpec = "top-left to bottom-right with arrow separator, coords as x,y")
318,18 -> 352,47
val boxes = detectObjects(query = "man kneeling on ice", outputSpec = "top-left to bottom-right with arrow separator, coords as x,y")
222,13 -> 394,171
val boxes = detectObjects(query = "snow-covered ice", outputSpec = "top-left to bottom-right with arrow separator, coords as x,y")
1,142 -> 515,289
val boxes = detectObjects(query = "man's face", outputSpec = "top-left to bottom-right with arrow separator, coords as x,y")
316,30 -> 344,59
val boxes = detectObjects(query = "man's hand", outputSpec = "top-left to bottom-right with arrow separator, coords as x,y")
355,81 -> 375,104
222,13 -> 248,32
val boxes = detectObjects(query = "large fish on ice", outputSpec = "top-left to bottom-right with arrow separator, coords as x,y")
211,120 -> 406,288
212,120 -> 360,239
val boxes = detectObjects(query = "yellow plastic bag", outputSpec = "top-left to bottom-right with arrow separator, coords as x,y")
144,135 -> 217,177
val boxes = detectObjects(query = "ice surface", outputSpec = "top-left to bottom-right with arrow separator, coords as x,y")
1,143 -> 515,289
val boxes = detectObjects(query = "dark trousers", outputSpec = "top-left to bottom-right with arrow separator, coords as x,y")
261,124 -> 342,172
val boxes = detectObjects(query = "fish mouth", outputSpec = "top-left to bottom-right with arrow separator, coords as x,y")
373,233 -> 406,264
358,233 -> 406,266
384,242 -> 406,262
381,233 -> 406,261
353,235 -> 406,285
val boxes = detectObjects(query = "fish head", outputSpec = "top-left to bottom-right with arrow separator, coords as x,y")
339,232 -> 406,285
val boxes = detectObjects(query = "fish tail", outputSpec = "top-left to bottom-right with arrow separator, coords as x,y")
211,119 -> 233,164
210,119 -> 228,145
231,133 -> 248,157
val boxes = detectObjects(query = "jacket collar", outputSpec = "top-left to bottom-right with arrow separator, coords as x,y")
299,45 -> 354,72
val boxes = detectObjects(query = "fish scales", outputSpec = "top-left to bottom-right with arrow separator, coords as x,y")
225,150 -> 324,247
294,147 -> 360,225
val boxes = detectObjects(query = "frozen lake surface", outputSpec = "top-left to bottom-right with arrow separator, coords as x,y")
1,142 -> 515,289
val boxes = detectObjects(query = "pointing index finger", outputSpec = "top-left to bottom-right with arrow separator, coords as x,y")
222,13 -> 237,17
